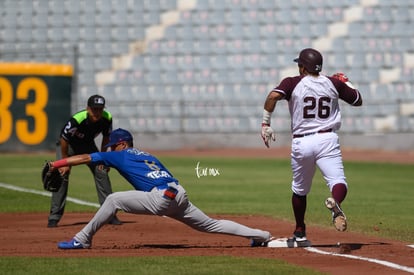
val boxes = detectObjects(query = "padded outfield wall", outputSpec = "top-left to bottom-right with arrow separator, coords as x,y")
0,63 -> 73,152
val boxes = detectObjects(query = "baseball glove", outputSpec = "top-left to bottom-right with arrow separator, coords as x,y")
41,162 -> 64,192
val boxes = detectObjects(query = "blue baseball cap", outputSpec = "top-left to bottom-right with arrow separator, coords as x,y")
105,128 -> 133,147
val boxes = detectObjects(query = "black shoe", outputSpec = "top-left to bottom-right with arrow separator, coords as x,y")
293,225 -> 307,242
47,220 -> 58,228
250,236 -> 275,247
109,216 -> 122,225
291,225 -> 311,247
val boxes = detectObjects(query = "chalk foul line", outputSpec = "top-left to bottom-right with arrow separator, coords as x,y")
305,247 -> 414,274
0,182 -> 100,208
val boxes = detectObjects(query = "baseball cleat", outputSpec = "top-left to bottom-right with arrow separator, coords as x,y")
57,238 -> 88,249
325,197 -> 347,231
293,226 -> 307,242
250,237 -> 276,247
289,237 -> 312,248
47,219 -> 58,228
108,216 -> 123,225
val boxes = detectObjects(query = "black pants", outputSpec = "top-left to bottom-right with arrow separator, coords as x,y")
48,144 -> 113,222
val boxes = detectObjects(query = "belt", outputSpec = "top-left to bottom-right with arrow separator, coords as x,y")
293,129 -> 333,138
155,182 -> 179,191
155,182 -> 179,200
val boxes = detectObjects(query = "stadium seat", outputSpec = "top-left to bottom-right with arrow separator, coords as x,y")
47,13 -> 65,28
79,13 -> 96,28
79,27 -> 97,41
193,55 -> 211,69
192,39 -> 212,54
63,13 -> 81,28
175,25 -> 194,40
95,12 -> 112,27
142,11 -> 161,26
95,41 -> 112,57
2,0 -> 414,137
127,26 -> 145,39
176,55 -> 195,70
159,0 -> 177,10
63,27 -> 81,43
32,13 -> 48,28
47,28 -> 64,42
94,56 -> 112,71
111,10 -> 128,27
95,27 -> 111,42
2,27 -> 17,43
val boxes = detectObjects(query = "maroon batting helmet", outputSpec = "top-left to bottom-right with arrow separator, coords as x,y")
294,48 -> 323,73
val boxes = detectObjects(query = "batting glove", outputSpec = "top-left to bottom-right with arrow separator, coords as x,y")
332,72 -> 356,89
261,123 -> 276,148
332,72 -> 348,82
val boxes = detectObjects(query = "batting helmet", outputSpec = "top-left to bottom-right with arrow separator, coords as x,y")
294,48 -> 323,73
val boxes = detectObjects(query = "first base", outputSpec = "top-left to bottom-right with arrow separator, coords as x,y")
267,238 -> 312,248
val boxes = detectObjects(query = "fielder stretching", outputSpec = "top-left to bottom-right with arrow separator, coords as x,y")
261,48 -> 363,243
52,128 -> 273,249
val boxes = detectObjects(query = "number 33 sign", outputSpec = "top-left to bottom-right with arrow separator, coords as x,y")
0,63 -> 72,151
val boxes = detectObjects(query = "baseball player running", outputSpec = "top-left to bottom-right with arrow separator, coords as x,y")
261,48 -> 363,243
52,128 -> 273,249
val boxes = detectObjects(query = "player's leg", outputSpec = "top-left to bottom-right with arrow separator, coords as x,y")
88,163 -> 122,225
48,141 -> 70,227
316,133 -> 348,231
72,189 -> 173,247
290,138 -> 316,239
48,174 -> 69,227
168,186 -> 271,243
291,193 -> 306,239
315,133 -> 348,203
88,163 -> 113,205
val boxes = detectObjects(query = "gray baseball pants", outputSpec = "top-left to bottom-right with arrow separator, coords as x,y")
48,144 -> 113,222
74,183 -> 271,247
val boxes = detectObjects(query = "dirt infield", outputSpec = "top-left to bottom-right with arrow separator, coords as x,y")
1,148 -> 413,275
1,213 -> 413,275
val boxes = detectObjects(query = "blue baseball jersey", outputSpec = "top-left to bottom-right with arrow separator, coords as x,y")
90,148 -> 179,192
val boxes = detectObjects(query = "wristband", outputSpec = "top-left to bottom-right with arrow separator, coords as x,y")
262,110 -> 272,125
345,81 -> 355,89
52,159 -> 69,168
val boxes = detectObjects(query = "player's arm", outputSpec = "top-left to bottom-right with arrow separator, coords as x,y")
56,137 -> 73,175
99,119 -> 112,173
330,73 -> 363,106
263,90 -> 284,114
261,77 -> 296,148
261,91 -> 284,148
60,138 -> 70,158
100,113 -> 112,152
101,135 -> 110,152
338,82 -> 362,106
51,154 -> 92,169
98,134 -> 111,172
349,90 -> 363,106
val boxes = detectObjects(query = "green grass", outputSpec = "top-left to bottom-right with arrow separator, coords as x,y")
0,256 -> 324,275
0,152 -> 413,274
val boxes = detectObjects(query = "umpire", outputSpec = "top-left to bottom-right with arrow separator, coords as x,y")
47,95 -> 121,227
